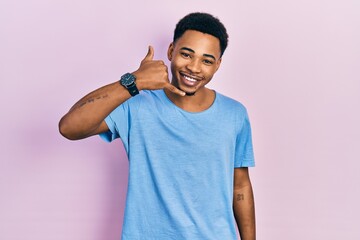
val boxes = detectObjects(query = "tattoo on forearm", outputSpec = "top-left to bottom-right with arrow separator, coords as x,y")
236,194 -> 244,201
78,94 -> 109,108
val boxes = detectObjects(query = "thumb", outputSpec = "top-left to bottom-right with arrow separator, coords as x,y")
142,45 -> 154,62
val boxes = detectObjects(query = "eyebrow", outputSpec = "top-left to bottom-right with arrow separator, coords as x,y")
180,47 -> 216,60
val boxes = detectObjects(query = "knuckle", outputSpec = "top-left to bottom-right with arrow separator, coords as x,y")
163,73 -> 168,80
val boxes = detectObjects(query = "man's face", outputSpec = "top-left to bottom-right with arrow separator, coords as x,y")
167,30 -> 222,96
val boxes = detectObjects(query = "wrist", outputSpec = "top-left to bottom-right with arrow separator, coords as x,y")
131,71 -> 148,91
119,72 -> 139,96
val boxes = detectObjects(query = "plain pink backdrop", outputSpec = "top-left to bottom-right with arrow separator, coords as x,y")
1,0 -> 359,239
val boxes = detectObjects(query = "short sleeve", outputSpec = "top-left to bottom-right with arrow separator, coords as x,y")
99,94 -> 142,150
99,112 -> 122,143
234,110 -> 255,168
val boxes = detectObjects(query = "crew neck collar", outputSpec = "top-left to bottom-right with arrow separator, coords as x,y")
161,89 -> 218,114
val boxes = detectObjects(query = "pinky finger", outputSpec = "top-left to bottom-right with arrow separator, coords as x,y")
165,83 -> 186,96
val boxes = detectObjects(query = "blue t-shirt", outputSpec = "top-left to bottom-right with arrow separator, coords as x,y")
100,89 -> 255,240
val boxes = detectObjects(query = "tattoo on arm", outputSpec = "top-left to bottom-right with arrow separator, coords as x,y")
78,94 -> 109,108
236,194 -> 244,201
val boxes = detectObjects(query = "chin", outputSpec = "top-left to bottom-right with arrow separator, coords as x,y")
178,85 -> 197,96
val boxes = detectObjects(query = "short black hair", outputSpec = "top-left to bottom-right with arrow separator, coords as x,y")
173,12 -> 229,57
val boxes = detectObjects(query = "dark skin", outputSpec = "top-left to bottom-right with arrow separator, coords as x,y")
233,168 -> 256,240
59,30 -> 255,239
165,30 -> 221,112
58,45 -> 185,140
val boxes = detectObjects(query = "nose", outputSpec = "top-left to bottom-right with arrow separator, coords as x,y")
186,59 -> 201,73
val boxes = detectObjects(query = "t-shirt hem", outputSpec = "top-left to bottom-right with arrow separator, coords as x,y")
99,116 -> 114,142
234,161 -> 255,168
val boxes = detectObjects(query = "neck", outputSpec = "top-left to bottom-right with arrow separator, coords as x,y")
164,87 -> 215,113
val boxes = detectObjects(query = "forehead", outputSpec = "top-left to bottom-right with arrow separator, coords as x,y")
174,30 -> 221,58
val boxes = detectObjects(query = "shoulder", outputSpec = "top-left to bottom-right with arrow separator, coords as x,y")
215,91 -> 248,114
126,89 -> 163,105
135,89 -> 163,101
214,92 -> 251,132
124,90 -> 168,115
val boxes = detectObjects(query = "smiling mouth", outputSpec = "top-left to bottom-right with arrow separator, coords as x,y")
180,72 -> 203,86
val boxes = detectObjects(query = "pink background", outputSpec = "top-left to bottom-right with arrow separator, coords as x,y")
1,0 -> 359,239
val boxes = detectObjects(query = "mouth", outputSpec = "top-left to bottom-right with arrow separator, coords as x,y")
179,72 -> 203,87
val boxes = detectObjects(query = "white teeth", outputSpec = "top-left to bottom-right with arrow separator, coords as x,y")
184,75 -> 196,82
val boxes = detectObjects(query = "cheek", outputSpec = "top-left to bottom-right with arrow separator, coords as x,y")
171,57 -> 187,71
170,61 -> 180,77
203,68 -> 217,78
173,56 -> 188,66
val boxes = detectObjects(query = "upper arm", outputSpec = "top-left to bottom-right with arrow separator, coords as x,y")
234,167 -> 252,189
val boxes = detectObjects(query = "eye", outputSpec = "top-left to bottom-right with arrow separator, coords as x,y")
203,59 -> 214,65
181,52 -> 191,58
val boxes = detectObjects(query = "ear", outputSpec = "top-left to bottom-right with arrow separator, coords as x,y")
167,42 -> 174,61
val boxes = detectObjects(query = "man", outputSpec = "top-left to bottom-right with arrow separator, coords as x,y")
59,12 -> 256,240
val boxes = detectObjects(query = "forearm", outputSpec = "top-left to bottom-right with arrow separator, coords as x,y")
59,81 -> 131,140
233,184 -> 256,240
59,46 -> 185,140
